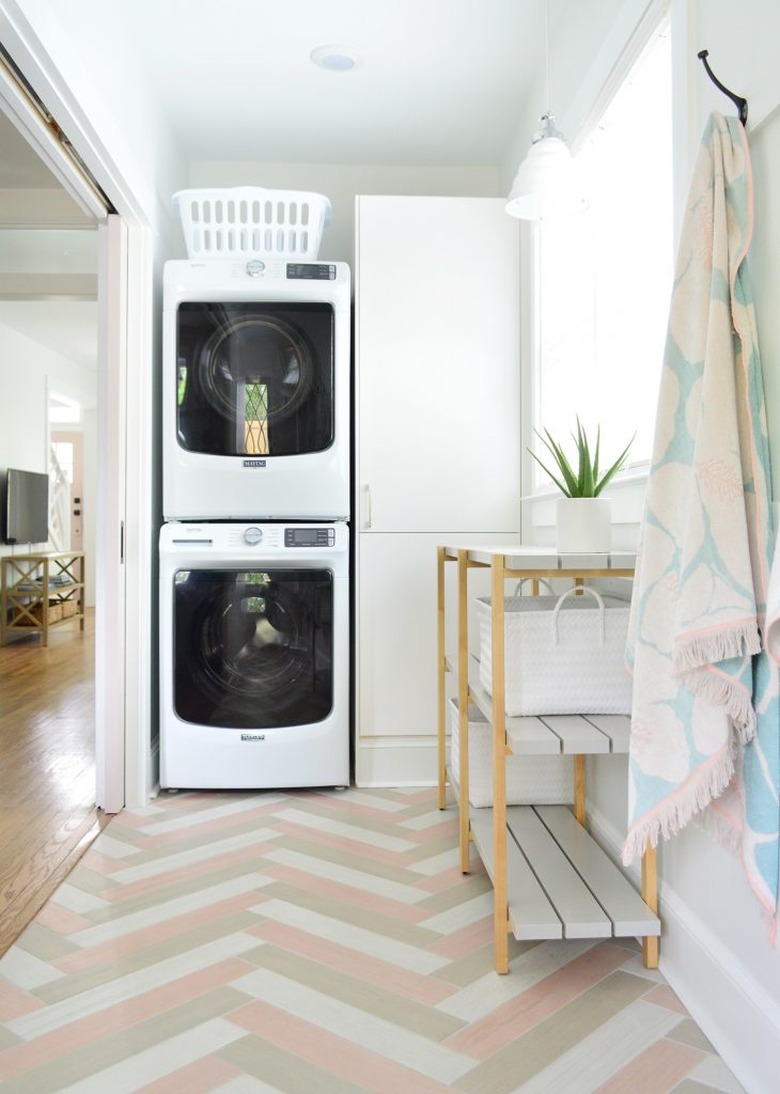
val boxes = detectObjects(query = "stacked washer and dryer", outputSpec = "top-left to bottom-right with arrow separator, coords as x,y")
159,189 -> 351,790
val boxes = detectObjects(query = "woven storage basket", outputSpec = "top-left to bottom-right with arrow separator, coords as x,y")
173,187 -> 331,260
476,587 -> 631,716
449,699 -> 572,808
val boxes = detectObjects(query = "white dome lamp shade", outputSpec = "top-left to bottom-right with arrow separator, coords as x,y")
505,0 -> 588,221
506,113 -> 588,220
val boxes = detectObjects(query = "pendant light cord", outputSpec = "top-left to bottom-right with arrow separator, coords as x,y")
544,0 -> 551,119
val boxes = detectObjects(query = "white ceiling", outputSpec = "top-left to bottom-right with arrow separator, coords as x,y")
0,108 -> 97,390
0,0 -> 546,392
121,0 -> 542,167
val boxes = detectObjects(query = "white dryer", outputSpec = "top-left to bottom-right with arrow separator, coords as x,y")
163,258 -> 350,521
159,520 -> 350,790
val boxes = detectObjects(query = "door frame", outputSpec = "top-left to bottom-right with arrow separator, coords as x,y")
0,5 -> 155,810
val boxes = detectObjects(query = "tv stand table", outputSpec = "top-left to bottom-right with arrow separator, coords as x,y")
1,551 -> 85,646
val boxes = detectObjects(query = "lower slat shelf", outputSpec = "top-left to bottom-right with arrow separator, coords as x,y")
469,804 -> 660,943
470,808 -> 563,939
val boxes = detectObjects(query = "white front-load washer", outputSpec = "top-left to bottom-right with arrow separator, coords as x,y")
159,520 -> 350,789
163,258 -> 350,521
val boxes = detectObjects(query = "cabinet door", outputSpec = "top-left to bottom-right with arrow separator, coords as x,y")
355,196 -> 521,533
356,531 -> 520,741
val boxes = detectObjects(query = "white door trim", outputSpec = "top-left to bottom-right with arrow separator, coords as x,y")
95,215 -> 127,813
0,1 -> 156,809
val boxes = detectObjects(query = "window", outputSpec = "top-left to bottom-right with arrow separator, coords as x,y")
531,22 -> 673,489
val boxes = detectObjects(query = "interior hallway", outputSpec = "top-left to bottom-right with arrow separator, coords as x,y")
0,610 -> 108,956
0,786 -> 745,1092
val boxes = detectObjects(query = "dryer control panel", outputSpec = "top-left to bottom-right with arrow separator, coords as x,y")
284,527 -> 336,547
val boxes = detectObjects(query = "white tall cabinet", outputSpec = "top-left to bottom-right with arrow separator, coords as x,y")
354,195 -> 522,786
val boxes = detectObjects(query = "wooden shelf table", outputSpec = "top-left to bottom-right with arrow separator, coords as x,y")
437,543 -> 660,974
1,551 -> 85,647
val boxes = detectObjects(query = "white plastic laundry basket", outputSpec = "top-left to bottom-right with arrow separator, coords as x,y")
173,187 -> 332,260
476,586 -> 632,716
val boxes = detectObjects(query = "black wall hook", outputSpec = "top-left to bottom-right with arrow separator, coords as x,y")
697,49 -> 748,125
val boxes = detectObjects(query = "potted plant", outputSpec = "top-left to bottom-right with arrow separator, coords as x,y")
528,418 -> 634,552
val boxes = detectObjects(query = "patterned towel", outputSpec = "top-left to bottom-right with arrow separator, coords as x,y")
623,113 -> 779,935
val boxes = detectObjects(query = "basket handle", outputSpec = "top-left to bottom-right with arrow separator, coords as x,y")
512,577 -> 557,597
552,586 -> 606,645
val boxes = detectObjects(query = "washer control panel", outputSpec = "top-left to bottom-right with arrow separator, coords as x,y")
286,263 -> 337,281
284,527 -> 336,547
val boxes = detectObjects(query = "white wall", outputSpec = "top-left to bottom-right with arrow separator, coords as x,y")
537,3 -> 780,1091
1,0 -> 190,804
0,324 -> 48,476
0,319 -> 93,556
188,162 -> 503,264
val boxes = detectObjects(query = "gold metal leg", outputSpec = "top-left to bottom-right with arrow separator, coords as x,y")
436,547 -> 447,810
642,843 -> 659,968
457,551 -> 471,872
573,755 -> 586,825
491,556 -> 509,973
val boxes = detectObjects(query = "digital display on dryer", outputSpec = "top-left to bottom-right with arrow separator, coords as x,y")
284,527 -> 336,547
286,263 -> 336,280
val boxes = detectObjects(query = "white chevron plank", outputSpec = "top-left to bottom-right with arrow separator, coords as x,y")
316,789 -> 407,813
262,847 -> 432,905
0,945 -> 67,990
81,834 -> 141,860
419,891 -> 494,933
5,933 -> 261,1041
213,1078 -> 284,1093
513,998 -> 684,1093
275,808 -> 417,852
134,793 -> 289,836
69,874 -> 275,948
106,828 -> 284,884
688,1054 -> 748,1094
407,849 -> 463,876
234,966 -> 475,1084
437,939 -> 598,1020
251,898 -> 449,974
50,883 -> 110,915
58,1017 -> 245,1093
399,809 -> 457,831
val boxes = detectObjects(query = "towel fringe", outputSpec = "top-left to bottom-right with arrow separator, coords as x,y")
673,624 -> 761,672
676,667 -> 757,742
622,742 -> 737,866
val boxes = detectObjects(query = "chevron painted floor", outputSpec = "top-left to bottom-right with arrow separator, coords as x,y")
0,787 -> 745,1093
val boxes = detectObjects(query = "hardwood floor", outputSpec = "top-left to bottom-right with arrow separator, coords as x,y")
0,608 -> 109,955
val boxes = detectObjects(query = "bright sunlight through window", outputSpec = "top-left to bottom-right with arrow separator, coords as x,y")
533,23 -> 673,488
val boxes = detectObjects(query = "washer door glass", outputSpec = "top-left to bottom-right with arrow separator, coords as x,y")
173,567 -> 334,728
176,302 -> 334,457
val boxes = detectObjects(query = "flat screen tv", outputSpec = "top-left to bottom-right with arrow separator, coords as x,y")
3,468 -> 50,545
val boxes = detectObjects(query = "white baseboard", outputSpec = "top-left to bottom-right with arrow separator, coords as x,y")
587,803 -> 780,1094
354,736 -> 438,787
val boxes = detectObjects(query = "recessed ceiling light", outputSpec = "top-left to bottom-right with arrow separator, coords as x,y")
310,44 -> 360,72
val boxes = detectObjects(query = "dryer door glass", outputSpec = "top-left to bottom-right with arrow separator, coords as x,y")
176,302 -> 334,457
173,566 -> 334,728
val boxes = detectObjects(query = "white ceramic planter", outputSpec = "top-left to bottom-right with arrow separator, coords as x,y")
556,496 -> 612,553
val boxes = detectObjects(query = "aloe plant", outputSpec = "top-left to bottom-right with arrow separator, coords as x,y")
528,418 -> 634,498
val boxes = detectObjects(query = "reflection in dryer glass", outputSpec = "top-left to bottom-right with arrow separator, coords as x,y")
175,302 -> 334,457
173,567 -> 334,728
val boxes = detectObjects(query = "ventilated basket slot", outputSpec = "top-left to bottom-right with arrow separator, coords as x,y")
173,187 -> 331,259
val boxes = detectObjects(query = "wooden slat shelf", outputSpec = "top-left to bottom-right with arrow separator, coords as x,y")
436,543 -> 660,974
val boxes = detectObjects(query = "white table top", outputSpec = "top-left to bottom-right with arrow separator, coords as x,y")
442,543 -> 636,570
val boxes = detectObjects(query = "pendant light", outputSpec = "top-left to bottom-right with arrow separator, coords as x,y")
505,0 -> 587,220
